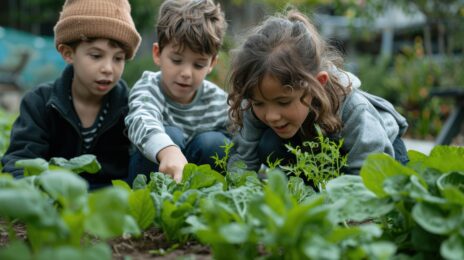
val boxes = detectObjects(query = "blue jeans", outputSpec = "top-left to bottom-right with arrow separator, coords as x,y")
127,126 -> 230,184
257,128 -> 409,169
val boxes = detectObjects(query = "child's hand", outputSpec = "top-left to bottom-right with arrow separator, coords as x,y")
157,146 -> 187,182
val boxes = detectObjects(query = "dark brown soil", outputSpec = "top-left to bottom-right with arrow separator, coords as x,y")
0,221 -> 211,259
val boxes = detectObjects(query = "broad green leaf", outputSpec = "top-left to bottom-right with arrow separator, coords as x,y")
61,211 -> 86,246
38,170 -> 88,211
85,187 -> 138,239
129,188 -> 156,230
0,240 -> 31,260
426,146 -> 464,173
440,186 -> 464,206
326,175 -> 394,222
441,234 -> 464,260
287,176 -> 316,204
361,153 -> 420,197
0,188 -> 58,227
219,223 -> 250,244
15,158 -> 48,176
112,179 -> 131,191
437,171 -> 464,193
304,235 -> 340,259
412,202 -> 461,235
265,168 -> 295,210
182,163 -> 226,191
132,174 -> 148,189
362,241 -> 396,260
49,154 -> 101,174
36,243 -> 112,260
411,225 -> 442,253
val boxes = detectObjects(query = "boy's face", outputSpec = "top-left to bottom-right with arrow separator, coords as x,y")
59,39 -> 126,99
152,42 -> 217,104
251,74 -> 311,139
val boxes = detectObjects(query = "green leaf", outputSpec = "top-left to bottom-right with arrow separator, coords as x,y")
35,243 -> 112,260
426,146 -> 464,173
0,188 -> 59,227
441,233 -> 464,260
112,179 -> 131,191
49,154 -> 101,174
412,202 -> 461,235
132,174 -> 148,189
326,175 -> 394,222
38,170 -> 88,211
182,163 -> 226,191
361,153 -> 420,197
437,171 -> 464,193
219,223 -> 250,244
85,187 -> 139,239
0,240 -> 31,260
129,188 -> 156,230
287,176 -> 316,204
15,158 -> 49,176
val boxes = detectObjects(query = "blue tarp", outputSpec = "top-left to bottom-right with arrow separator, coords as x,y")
0,26 -> 66,90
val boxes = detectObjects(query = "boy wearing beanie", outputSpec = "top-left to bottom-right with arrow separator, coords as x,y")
125,0 -> 229,182
1,0 -> 141,189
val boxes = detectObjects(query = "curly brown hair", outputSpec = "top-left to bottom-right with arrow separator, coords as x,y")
227,8 -> 350,137
156,0 -> 227,56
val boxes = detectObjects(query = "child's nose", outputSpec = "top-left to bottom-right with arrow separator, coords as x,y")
101,59 -> 113,74
180,65 -> 192,78
265,108 -> 281,122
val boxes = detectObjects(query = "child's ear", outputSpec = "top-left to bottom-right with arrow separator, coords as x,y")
152,42 -> 161,66
207,55 -> 218,74
316,71 -> 329,86
58,44 -> 74,64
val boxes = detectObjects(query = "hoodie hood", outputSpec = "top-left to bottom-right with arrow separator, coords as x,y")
330,67 -> 361,89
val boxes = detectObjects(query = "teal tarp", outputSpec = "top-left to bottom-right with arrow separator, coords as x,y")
0,26 -> 66,90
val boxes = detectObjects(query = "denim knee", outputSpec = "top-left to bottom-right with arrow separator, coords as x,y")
127,148 -> 156,185
257,128 -> 292,165
185,131 -> 230,167
164,125 -> 186,149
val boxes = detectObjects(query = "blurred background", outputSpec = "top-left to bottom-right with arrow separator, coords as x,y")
0,0 -> 463,146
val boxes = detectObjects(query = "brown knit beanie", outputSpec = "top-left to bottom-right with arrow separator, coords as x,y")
54,0 -> 141,59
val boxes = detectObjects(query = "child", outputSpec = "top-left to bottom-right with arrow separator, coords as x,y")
1,0 -> 141,189
125,0 -> 229,182
227,9 -> 409,175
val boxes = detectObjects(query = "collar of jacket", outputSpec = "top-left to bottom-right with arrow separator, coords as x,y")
45,65 -> 129,123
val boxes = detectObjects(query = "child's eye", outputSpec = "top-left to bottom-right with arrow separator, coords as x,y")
90,54 -> 102,59
171,58 -> 181,64
251,101 -> 263,107
114,56 -> 125,62
194,63 -> 207,69
278,101 -> 291,106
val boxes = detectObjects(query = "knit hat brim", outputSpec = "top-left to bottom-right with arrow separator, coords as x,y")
54,16 -> 141,59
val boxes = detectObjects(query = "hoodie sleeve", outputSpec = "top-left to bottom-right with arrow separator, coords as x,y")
1,89 -> 51,178
227,108 -> 269,172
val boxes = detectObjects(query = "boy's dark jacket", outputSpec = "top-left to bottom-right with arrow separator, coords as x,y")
1,65 -> 130,187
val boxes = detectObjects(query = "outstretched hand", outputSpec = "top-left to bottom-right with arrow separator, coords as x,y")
157,145 -> 187,183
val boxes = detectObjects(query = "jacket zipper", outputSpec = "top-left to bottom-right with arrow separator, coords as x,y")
50,103 -> 84,154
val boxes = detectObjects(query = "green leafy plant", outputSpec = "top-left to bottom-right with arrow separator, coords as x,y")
211,140 -> 234,175
0,156 -> 140,259
326,146 -> 464,259
281,126 -> 348,190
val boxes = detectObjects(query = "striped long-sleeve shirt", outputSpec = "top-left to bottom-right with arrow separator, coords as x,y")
125,71 -> 229,163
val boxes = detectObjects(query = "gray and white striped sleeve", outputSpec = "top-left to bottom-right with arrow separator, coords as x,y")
125,71 -> 175,163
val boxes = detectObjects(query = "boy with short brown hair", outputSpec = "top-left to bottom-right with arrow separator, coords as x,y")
125,0 -> 229,182
1,0 -> 141,189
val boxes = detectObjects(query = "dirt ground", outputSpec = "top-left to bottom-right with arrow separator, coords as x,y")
110,228 -> 212,260
0,221 -> 212,259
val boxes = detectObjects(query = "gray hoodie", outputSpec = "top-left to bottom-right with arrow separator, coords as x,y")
227,71 -> 408,174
